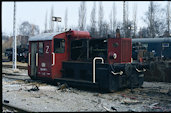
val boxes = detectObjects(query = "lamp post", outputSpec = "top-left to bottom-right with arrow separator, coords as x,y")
52,16 -> 62,32
13,1 -> 18,72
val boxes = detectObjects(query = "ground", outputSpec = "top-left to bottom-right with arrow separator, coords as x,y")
2,67 -> 171,112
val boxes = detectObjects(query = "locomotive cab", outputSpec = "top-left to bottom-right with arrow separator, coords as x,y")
28,32 -> 68,80
28,30 -> 90,80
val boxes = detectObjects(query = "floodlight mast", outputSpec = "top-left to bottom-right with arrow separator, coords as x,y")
13,1 -> 17,70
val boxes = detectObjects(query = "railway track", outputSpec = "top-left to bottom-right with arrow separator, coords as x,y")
3,102 -> 32,112
2,64 -> 27,70
2,65 -> 29,81
2,70 -> 55,86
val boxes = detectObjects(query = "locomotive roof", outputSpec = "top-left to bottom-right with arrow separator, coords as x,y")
132,37 -> 171,43
28,32 -> 64,41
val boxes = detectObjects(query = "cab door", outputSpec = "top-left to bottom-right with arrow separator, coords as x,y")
37,41 -> 52,78
30,42 -> 38,78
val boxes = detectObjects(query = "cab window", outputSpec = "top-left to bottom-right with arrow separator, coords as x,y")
39,42 -> 44,54
162,43 -> 169,47
54,39 -> 65,53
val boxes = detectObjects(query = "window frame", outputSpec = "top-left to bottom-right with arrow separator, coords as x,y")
38,42 -> 44,54
53,38 -> 65,53
162,43 -> 169,48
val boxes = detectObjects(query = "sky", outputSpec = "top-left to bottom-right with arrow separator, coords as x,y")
2,1 -> 168,36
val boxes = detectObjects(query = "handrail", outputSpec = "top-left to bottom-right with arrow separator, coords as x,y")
28,53 -> 31,66
111,71 -> 123,75
93,57 -> 104,83
135,68 -> 146,72
36,53 -> 38,66
52,52 -> 55,66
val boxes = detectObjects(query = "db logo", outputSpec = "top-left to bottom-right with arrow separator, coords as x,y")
41,63 -> 46,67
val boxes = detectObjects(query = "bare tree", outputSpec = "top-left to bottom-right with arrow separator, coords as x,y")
109,10 -> 113,35
126,2 -> 129,29
133,3 -> 137,38
112,2 -> 117,35
2,32 -> 9,41
44,11 -> 48,33
109,2 -> 117,36
123,1 -> 126,38
144,1 -> 158,38
125,2 -> 131,38
98,2 -> 104,37
90,2 -> 97,37
116,21 -> 124,37
138,27 -> 149,38
2,33 -> 10,52
102,22 -> 109,38
50,5 -> 54,32
71,25 -> 79,31
78,1 -> 86,31
157,8 -> 166,37
149,1 -> 155,37
2,37 -> 13,52
123,1 -> 130,38
127,20 -> 133,38
31,24 -> 39,36
166,1 -> 170,36
19,21 -> 39,36
19,21 -> 32,36
31,24 -> 35,36
144,2 -> 164,37
65,8 -> 68,31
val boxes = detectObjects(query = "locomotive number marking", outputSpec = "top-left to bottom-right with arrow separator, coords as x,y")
46,46 -> 49,53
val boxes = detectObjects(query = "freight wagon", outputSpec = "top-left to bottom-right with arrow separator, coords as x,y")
132,38 -> 171,61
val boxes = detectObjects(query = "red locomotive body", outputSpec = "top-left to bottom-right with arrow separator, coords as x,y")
66,30 -> 91,39
28,30 -> 145,92
108,38 -> 132,64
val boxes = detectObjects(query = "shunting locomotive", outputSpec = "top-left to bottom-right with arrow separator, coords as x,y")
28,30 -> 146,92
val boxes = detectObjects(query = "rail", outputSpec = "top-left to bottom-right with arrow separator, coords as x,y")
2,64 -> 27,70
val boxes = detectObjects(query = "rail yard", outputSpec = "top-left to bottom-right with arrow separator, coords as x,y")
2,30 -> 171,112
2,62 -> 171,112
2,1 -> 171,112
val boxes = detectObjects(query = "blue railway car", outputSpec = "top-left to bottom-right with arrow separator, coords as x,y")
132,37 -> 171,60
